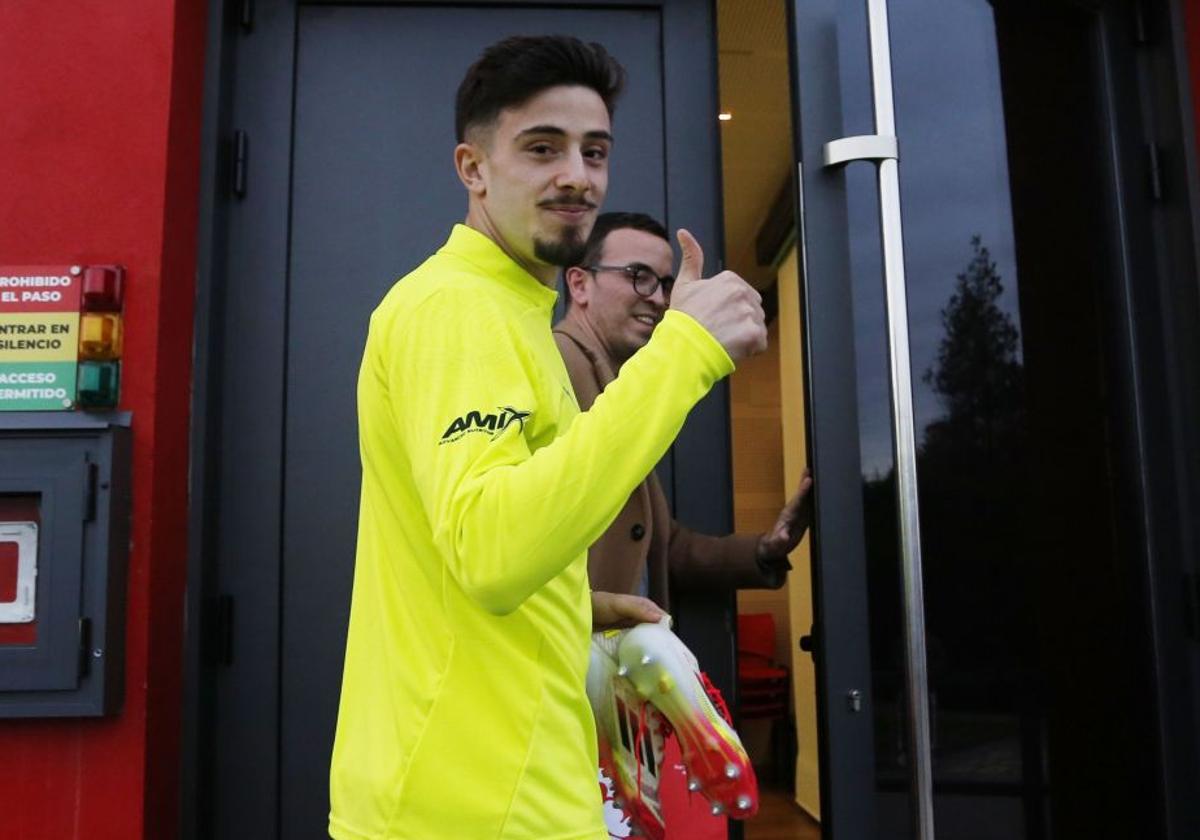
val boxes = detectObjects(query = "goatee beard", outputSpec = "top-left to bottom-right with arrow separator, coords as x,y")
533,228 -> 587,267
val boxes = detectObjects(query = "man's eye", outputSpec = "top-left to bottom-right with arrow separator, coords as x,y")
584,146 -> 609,161
529,143 -> 556,155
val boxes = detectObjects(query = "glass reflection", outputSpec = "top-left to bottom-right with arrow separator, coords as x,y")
842,1 -> 1150,838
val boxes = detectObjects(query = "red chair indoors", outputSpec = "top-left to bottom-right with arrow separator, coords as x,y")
737,613 -> 790,719
737,612 -> 793,785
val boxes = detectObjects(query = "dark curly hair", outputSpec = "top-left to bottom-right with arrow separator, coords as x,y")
455,35 -> 626,143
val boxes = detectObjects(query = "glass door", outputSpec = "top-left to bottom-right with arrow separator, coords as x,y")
789,1 -> 1163,837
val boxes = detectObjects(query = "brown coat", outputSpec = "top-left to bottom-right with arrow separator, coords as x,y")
552,315 -> 786,611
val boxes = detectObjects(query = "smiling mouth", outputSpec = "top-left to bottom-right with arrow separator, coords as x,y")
540,195 -> 596,209
633,315 -> 660,327
542,205 -> 593,216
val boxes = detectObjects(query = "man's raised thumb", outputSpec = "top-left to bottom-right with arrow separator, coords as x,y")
676,229 -> 704,284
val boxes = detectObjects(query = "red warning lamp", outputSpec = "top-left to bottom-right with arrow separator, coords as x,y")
81,265 -> 124,312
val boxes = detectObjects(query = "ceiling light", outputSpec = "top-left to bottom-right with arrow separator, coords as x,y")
718,112 -> 733,121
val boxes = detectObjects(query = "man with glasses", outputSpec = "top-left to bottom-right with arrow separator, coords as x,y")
555,212 -> 812,839
556,212 -> 813,609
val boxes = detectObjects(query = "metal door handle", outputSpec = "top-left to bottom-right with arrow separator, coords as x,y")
820,2 -> 936,838
823,134 -> 898,167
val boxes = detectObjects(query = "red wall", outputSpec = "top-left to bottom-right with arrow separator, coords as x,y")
0,2 -> 205,838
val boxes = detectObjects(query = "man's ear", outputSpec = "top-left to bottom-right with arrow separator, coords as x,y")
563,266 -> 591,307
454,142 -> 487,196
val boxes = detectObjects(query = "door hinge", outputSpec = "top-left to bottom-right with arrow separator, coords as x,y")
799,625 -> 818,665
78,617 -> 93,678
1184,573 -> 1200,641
231,130 -> 249,199
1133,1 -> 1151,45
236,0 -> 253,32
206,595 -> 235,666
1146,143 -> 1164,202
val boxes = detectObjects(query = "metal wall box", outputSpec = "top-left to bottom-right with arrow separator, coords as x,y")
0,412 -> 131,717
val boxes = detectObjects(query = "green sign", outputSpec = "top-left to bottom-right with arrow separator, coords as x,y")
0,361 -> 77,410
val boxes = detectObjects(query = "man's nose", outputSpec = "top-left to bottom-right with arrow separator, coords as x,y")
554,149 -> 591,192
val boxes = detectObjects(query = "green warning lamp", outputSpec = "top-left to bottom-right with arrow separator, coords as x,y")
77,361 -> 120,409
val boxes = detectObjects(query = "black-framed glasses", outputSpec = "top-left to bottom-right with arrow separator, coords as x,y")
585,263 -> 674,299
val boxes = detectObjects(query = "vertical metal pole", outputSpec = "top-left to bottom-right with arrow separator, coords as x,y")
866,0 -> 937,837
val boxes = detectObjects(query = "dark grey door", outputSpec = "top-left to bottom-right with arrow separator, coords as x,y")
192,2 -> 729,838
790,0 -> 1200,837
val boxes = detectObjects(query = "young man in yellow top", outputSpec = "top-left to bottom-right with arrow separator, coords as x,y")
329,36 -> 767,840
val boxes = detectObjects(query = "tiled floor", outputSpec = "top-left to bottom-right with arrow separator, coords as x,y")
743,786 -> 821,840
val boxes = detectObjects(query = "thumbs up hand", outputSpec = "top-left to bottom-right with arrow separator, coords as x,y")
668,229 -> 767,363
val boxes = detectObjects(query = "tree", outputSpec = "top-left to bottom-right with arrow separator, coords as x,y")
914,235 -> 1028,708
923,235 -> 1024,458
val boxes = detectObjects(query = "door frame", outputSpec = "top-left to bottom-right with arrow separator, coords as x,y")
785,1 -> 885,834
184,0 -> 1200,836
183,1 -> 735,837
785,0 -> 1200,836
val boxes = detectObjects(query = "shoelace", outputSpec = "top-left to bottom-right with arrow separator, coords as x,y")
634,701 -> 649,809
699,670 -> 733,725
630,700 -> 672,836
628,671 -> 731,826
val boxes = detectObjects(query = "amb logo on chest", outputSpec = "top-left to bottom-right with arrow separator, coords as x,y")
440,406 -> 532,445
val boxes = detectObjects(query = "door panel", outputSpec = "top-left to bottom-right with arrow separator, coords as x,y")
791,0 -> 1164,837
282,7 -> 666,837
202,2 -> 727,837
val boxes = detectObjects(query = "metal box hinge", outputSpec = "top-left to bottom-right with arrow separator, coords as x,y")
78,617 -> 93,678
84,459 -> 98,522
231,130 -> 249,199
206,595 -> 235,666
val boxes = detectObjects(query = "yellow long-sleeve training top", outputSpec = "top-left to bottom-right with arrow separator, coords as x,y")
329,224 -> 734,840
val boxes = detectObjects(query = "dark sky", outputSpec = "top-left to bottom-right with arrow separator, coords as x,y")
834,0 -> 1024,475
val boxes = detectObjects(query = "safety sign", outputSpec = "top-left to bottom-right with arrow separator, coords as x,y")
0,267 -> 82,410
